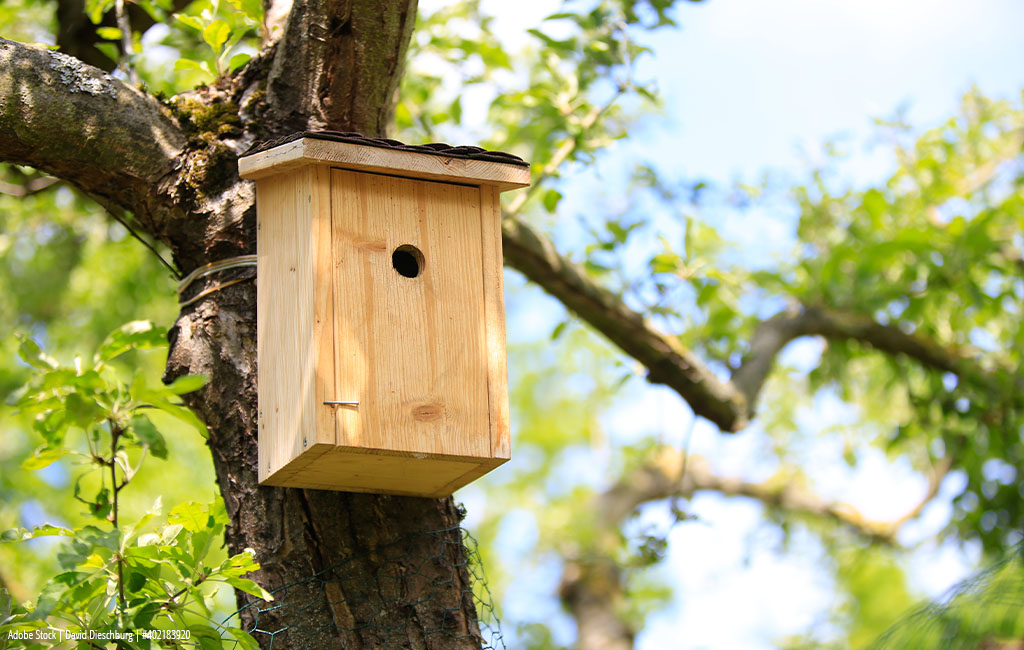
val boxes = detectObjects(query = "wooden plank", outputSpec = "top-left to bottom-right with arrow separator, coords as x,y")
330,168 -> 491,459
256,169 -> 315,481
239,138 -> 531,192
479,185 -> 511,460
311,164 -> 337,446
262,445 -> 505,497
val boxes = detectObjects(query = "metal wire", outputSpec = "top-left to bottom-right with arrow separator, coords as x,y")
177,255 -> 257,307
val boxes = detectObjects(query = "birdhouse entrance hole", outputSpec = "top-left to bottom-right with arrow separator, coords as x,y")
392,245 -> 424,278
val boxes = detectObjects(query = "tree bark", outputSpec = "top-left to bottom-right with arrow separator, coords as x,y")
5,4 -> 488,647
156,1 -> 486,646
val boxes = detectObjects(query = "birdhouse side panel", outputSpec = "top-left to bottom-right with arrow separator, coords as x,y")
256,168 -> 326,482
328,169 -> 491,459
479,184 -> 511,460
310,165 -> 338,449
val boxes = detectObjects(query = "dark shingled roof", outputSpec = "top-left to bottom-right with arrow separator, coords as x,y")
244,131 -> 529,167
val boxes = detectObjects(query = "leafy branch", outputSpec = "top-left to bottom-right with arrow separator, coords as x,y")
1,322 -> 268,648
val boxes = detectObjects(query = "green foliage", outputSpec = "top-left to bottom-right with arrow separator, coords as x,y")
3,0 -> 1024,647
0,172 -> 194,607
788,91 -> 1024,551
173,0 -> 261,81
868,543 -> 1024,650
398,0 -> 663,174
1,325 -> 265,647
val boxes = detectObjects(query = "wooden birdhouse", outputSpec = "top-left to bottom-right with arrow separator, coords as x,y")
237,132 -> 529,497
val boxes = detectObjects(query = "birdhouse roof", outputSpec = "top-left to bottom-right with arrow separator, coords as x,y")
238,131 -> 530,191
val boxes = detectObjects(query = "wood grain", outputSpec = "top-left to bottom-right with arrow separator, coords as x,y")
239,138 -> 531,191
329,168 -> 490,459
252,143 -> 526,495
256,169 -> 316,482
311,165 -> 336,447
479,184 -> 511,459
261,444 -> 507,497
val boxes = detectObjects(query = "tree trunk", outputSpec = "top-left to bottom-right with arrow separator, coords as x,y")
4,1 -> 491,646
155,2 -> 488,647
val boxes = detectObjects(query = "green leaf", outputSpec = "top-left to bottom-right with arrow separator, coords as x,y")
141,399 -> 208,437
168,502 -> 209,533
33,412 -> 70,449
174,12 -> 204,31
95,26 -> 122,40
17,337 -> 56,370
239,0 -> 262,21
95,42 -> 120,62
88,488 -> 112,519
221,575 -> 273,602
203,20 -> 231,54
862,188 -> 887,225
175,58 -> 206,71
96,321 -> 166,363
225,627 -> 261,650
1,524 -> 72,543
131,601 -> 161,629
189,527 -> 217,565
228,52 -> 252,71
21,446 -> 68,470
649,252 -> 680,274
86,0 -> 114,23
189,624 -> 227,650
160,523 -> 184,545
65,391 -> 103,428
166,374 -> 208,395
131,414 -> 167,459
542,189 -> 563,213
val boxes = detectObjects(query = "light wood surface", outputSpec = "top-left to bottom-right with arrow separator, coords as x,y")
239,138 -> 531,191
479,184 -> 511,459
251,144 -> 526,495
261,444 -> 507,497
329,168 -> 490,458
257,168 -> 317,483
311,165 -> 336,448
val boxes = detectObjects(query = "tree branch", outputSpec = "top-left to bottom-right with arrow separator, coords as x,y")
499,218 -> 995,433
0,39 -> 186,219
0,175 -> 60,197
265,0 -> 418,135
561,445 -> 949,650
501,215 -> 750,431
600,448 -> 946,544
732,304 -> 992,414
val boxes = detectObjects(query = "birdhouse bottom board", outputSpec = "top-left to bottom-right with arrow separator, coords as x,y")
255,164 -> 511,497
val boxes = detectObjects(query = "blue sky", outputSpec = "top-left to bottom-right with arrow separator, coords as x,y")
452,0 -> 1024,647
633,0 -> 1024,180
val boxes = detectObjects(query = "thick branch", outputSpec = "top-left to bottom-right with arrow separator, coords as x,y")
732,304 -> 991,413
500,212 -> 999,433
501,215 -> 750,431
599,448 -> 944,544
0,39 -> 185,217
265,0 -> 417,135
562,446 -> 948,650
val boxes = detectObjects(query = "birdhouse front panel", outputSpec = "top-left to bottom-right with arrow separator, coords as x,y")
238,132 -> 529,497
330,168 -> 491,458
